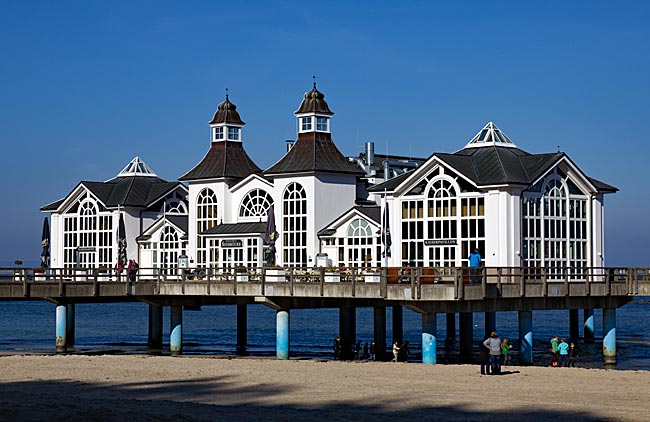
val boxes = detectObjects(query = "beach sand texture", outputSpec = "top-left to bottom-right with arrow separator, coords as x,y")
1,355 -> 648,421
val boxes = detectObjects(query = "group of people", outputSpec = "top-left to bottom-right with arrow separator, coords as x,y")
114,259 -> 139,282
333,336 -> 376,361
480,331 -> 511,375
550,335 -> 577,367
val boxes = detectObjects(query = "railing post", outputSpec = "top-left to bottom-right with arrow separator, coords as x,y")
542,267 -> 548,297
351,268 -> 356,298
261,267 -> 266,295
319,267 -> 325,296
496,267 -> 502,296
481,266 -> 487,299
456,267 -> 463,300
564,267 -> 570,296
520,266 -> 526,297
380,268 -> 387,298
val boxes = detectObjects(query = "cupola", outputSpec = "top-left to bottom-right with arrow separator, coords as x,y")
294,80 -> 333,134
208,92 -> 245,143
464,122 -> 517,149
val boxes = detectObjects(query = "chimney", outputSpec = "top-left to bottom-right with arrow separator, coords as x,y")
365,141 -> 375,173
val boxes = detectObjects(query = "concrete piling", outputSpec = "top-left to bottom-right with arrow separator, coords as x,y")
518,310 -> 533,365
603,308 -> 616,365
55,304 -> 67,353
422,313 -> 437,364
170,305 -> 183,356
276,309 -> 290,360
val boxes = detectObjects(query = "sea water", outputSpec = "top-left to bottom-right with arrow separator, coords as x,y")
0,299 -> 649,370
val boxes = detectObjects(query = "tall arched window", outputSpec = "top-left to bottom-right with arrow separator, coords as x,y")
282,183 -> 307,266
196,188 -> 218,266
523,174 -> 588,279
63,193 -> 112,268
239,189 -> 273,218
159,225 -> 180,275
343,218 -> 376,267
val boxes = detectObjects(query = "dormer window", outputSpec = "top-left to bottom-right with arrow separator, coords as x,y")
316,117 -> 328,131
214,127 -> 224,140
228,127 -> 240,140
301,117 -> 312,131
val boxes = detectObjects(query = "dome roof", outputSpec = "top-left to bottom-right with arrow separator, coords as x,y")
208,94 -> 245,125
295,83 -> 333,115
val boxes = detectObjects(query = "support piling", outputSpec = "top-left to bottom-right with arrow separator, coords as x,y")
459,312 -> 473,363
276,309 -> 290,360
422,313 -> 437,364
237,304 -> 248,355
518,310 -> 533,365
373,306 -> 387,361
170,305 -> 183,356
584,308 -> 595,344
603,308 -> 616,365
148,304 -> 163,350
55,304 -> 67,353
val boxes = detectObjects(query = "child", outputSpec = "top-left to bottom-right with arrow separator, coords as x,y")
501,338 -> 512,366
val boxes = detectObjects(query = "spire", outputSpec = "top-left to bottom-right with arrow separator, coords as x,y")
208,92 -> 245,125
464,122 -> 517,149
117,157 -> 157,178
295,81 -> 333,116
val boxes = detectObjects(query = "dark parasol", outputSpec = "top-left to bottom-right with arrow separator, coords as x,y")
40,217 -> 50,268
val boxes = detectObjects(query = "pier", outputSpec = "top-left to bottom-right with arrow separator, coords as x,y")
2,265 -> 649,364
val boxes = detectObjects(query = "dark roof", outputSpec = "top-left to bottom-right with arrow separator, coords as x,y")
41,199 -> 65,211
166,215 -> 188,234
42,176 -> 184,210
208,95 -> 244,125
180,141 -> 262,182
265,132 -> 363,175
317,205 -> 381,236
202,222 -> 266,236
588,177 -> 618,193
295,84 -> 333,115
369,146 -> 617,193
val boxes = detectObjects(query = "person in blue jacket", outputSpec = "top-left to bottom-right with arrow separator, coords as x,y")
469,248 -> 482,284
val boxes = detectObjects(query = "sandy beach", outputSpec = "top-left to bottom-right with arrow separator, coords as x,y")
1,355 -> 648,421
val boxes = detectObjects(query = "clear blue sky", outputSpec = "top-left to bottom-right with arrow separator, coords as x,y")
1,1 -> 648,267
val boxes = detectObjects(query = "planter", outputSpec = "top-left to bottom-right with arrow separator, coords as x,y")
265,268 -> 286,282
363,271 -> 381,283
324,272 -> 341,283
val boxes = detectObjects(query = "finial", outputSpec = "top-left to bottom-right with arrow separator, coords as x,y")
312,75 -> 316,88
557,145 -> 560,153
225,87 -> 229,99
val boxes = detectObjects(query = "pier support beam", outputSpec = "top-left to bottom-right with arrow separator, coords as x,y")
170,305 -> 183,356
584,308 -> 595,344
148,304 -> 163,350
373,306 -> 387,361
55,304 -> 67,353
446,313 -> 455,340
422,313 -> 437,364
459,312 -> 473,363
518,310 -> 533,365
484,312 -> 496,338
66,303 -> 75,348
276,309 -> 290,360
339,306 -> 356,360
569,309 -> 579,341
603,308 -> 616,365
237,304 -> 248,355
392,305 -> 403,345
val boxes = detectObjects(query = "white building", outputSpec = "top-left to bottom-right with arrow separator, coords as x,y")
42,85 -> 617,275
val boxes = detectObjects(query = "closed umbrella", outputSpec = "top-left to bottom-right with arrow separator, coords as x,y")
40,217 -> 50,268
117,213 -> 127,268
264,205 -> 278,265
382,202 -> 392,260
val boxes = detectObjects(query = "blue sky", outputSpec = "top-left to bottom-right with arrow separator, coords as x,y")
1,1 -> 648,266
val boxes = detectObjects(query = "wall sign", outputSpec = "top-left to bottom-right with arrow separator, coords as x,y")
221,240 -> 243,248
424,239 -> 457,246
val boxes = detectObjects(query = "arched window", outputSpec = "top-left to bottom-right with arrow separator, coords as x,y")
159,225 -> 180,274
163,194 -> 188,215
344,218 -> 375,267
282,183 -> 307,266
523,175 -> 587,278
63,193 -> 112,268
196,188 -> 218,266
239,189 -> 273,218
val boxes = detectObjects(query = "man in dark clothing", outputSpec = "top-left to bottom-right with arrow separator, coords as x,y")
479,336 -> 491,375
483,331 -> 502,375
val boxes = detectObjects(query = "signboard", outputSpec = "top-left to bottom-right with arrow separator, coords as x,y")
424,239 -> 457,246
178,255 -> 189,268
221,240 -> 243,248
77,246 -> 96,252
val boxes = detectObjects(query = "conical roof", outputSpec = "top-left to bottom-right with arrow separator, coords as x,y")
464,122 -> 517,149
209,94 -> 245,125
294,83 -> 333,115
117,157 -> 157,178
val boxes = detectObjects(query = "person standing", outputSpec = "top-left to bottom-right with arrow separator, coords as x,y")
127,259 -> 139,282
568,342 -> 577,367
392,341 -> 401,363
550,335 -> 559,366
479,336 -> 491,375
333,336 -> 342,360
483,331 -> 502,375
557,338 -> 570,367
363,341 -> 369,360
501,338 -> 512,366
468,248 -> 482,284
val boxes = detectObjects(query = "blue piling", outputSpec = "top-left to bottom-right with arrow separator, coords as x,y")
485,311 -> 496,338
603,308 -> 616,365
422,313 -> 437,364
55,304 -> 67,353
276,309 -> 290,360
584,308 -> 595,343
170,305 -> 183,356
66,303 -> 75,348
518,310 -> 533,365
